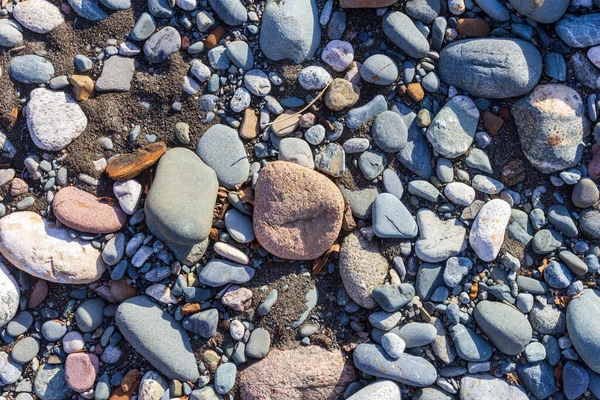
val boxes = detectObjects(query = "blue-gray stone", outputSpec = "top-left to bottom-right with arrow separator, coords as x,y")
144,27 -> 181,64
414,387 -> 455,400
432,17 -> 446,51
474,0 -> 509,21
130,12 -> 156,41
225,41 -> 254,70
0,20 -> 23,48
8,55 -> 54,84
556,14 -> 600,48
544,260 -> 572,289
516,361 -> 557,399
95,374 -> 110,400
353,343 -> 437,387
391,103 -> 433,179
508,0 -> 567,23
460,375 -> 528,400
100,0 -> 130,10
183,309 -> 218,338
559,250 -> 588,275
358,150 -> 386,180
75,298 -> 105,333
327,10 -> 346,40
196,124 -> 249,189
408,180 -> 441,202
382,169 -> 404,199
416,263 -> 444,301
214,363 -> 236,394
245,328 -> 270,358
360,54 -> 398,86
382,12 -> 429,59
68,0 -> 108,21
532,229 -> 562,254
449,323 -> 492,362
397,322 -> 437,348
474,300 -> 533,355
372,111 -> 408,152
581,208 -> 600,239
6,312 -> 33,337
542,335 -> 561,366
544,52 -> 566,81
438,38 -> 542,99
148,0 -> 174,18
260,0 -> 320,64
567,289 -> 600,374
346,95 -> 388,129
198,259 -> 254,287
443,257 -> 472,288
41,320 -> 67,341
371,283 -> 415,312
34,364 -> 72,400
209,0 -> 247,26
145,148 -> 218,245
563,361 -> 589,399
115,296 -> 199,381
11,337 -> 39,364
224,208 -> 254,244
372,193 -> 417,239
339,185 -> 379,219
547,205 -> 578,237
421,72 -> 440,93
590,370 -> 600,398
515,276 -> 547,294
405,0 -> 439,24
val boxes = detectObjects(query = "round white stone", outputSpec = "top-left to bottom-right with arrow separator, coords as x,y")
0,263 -> 19,328
298,66 -> 332,91
13,0 -> 64,34
381,333 -> 406,359
469,199 -> 511,262
230,319 -> 245,341
113,179 -> 142,215
444,182 -> 475,206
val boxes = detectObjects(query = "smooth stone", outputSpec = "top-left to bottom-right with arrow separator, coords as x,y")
0,212 -> 105,284
0,263 -> 19,328
567,289 -> 600,373
144,27 -> 181,64
508,0 -> 567,23
445,182 -> 475,206
145,148 -> 217,245
353,343 -> 437,387
563,361 -> 589,400
340,231 -> 389,309
224,209 -> 254,243
414,387 -> 455,400
245,328 -> 271,359
556,14 -> 600,48
372,193 -> 418,239
469,199 -> 511,262
0,20 -> 23,48
473,0 -> 509,21
259,0 -> 320,63
244,69 -> 271,96
41,320 -> 67,341
443,257 -> 472,287
438,38 -> 542,98
572,178 -> 599,208
346,95 -> 388,130
100,0 -> 129,10
348,380 -> 401,400
396,322 -> 437,348
34,364 -> 72,400
298,66 -> 331,90
405,0 -> 439,23
278,137 -> 314,169
415,209 -> 467,263
75,298 -> 105,332
460,374 -> 528,400
382,11 -> 429,58
95,56 -> 135,92
321,40 -> 354,72
559,250 -> 588,275
208,0 -> 247,26
360,55 -> 398,85
198,259 -> 254,287
581,208 -> 600,239
64,353 -> 98,392
548,205 -> 578,237
408,180 -> 441,202
474,301 -> 533,355
196,124 -> 249,189
26,88 -> 87,151
226,41 -> 254,70
115,296 -> 200,381
11,336 -> 39,364
130,12 -> 156,41
513,84 -> 587,174
372,111 -> 408,152
183,309 -> 218,338
572,52 -> 600,90
359,150 -> 387,180
372,283 -> 415,312
449,323 -> 492,362
426,95 -> 479,158
68,0 -> 107,20
148,0 -> 174,17
516,276 -> 547,294
416,263 -> 444,301
13,0 -> 64,34
392,103 -> 433,179
113,180 -> 142,215
214,363 -> 236,394
382,169 -> 404,199
339,185 -> 379,219
138,371 -> 168,400
516,361 -> 558,399
528,303 -> 566,335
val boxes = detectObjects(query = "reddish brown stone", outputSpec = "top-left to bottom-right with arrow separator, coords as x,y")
28,279 -> 48,308
69,75 -> 95,101
238,346 -> 357,400
65,353 -> 99,392
589,144 -> 600,180
502,159 -> 526,186
253,161 -> 344,260
53,186 -> 127,234
108,279 -> 137,302
240,109 -> 259,140
457,18 -> 491,37
340,0 -> 398,7
205,26 -> 224,50
483,111 -> 504,135
10,178 -> 28,197
105,142 -> 166,181
407,83 -> 425,102
181,36 -> 190,50
120,369 -> 139,393
182,303 -> 201,315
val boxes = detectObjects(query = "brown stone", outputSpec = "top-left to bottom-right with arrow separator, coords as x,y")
10,178 -> 28,197
253,161 -> 344,260
53,186 -> 127,234
70,75 -> 95,101
324,78 -> 360,111
340,0 -> 398,7
502,159 -> 526,186
456,18 -> 491,37
108,279 -> 137,302
407,82 -> 425,102
182,303 -> 201,315
28,279 -> 48,308
238,346 -> 357,400
240,109 -> 258,140
202,350 -> 220,372
299,113 -> 317,128
271,110 -> 300,137
120,369 -> 140,393
397,84 -> 407,97
106,142 -> 167,181
483,110 -> 504,135
205,26 -> 224,50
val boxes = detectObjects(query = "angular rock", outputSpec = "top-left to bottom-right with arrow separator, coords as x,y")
106,142 -> 166,181
415,209 -> 467,263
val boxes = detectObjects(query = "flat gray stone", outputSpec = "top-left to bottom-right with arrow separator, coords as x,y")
96,56 -> 135,92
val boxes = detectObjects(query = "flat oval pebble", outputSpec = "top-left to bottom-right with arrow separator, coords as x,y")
13,0 -> 63,32
469,199 -> 511,262
0,212 -> 105,284
198,259 -> 255,287
372,193 -> 418,239
360,54 -> 398,85
474,300 -> 533,355
53,187 -> 127,234
0,20 -> 23,48
64,353 -> 99,392
567,289 -> 600,373
348,380 -> 401,399
144,27 -> 181,64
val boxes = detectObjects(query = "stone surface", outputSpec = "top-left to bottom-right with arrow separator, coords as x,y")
13,0 -> 64,33
26,88 -> 87,151
106,142 -> 166,181
238,346 -> 356,399
415,209 -> 467,263
360,55 -> 398,85
9,55 -> 54,83
208,0 -> 247,26
198,259 -> 254,287
474,301 -> 533,355
115,296 -> 200,382
68,0 -> 107,20
34,364 -> 72,400
53,187 -> 127,234
372,193 -> 417,239
96,56 -> 135,92
382,11 -> 430,59
64,353 -> 99,392
145,147 -> 217,245
138,371 -> 168,400
460,374 -> 528,400
143,27 -> 181,63
513,84 -> 588,174
508,0 -> 568,23
0,212 -> 105,284
556,14 -> 600,48
0,263 -> 19,328
253,161 -> 344,260
469,199 -> 511,262
438,38 -> 542,98
567,289 -> 600,373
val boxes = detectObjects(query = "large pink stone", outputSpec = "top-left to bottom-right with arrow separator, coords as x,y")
253,161 -> 344,260
53,186 -> 127,233
238,346 -> 356,400
65,353 -> 99,392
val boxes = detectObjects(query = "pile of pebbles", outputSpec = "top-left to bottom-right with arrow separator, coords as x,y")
1,0 -> 600,399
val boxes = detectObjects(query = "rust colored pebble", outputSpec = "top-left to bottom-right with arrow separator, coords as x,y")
182,303 -> 201,315
482,110 -> 504,135
105,142 -> 167,181
502,159 -> 526,186
69,75 -> 95,101
456,18 -> 491,37
240,109 -> 259,140
181,36 -> 190,50
53,186 -> 127,234
205,26 -> 224,50
120,369 -> 140,393
407,83 -> 425,102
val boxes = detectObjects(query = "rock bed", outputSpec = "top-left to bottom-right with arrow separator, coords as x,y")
0,0 -> 600,399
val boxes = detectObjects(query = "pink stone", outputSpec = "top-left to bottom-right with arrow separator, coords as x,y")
344,61 -> 362,87
28,279 -> 48,309
299,113 -> 317,128
238,346 -> 357,400
221,285 -> 253,312
589,144 -> 600,181
53,186 -> 127,233
65,353 -> 99,392
321,40 -> 355,72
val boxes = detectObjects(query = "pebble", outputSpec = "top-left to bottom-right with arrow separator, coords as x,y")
474,300 -> 533,355
415,209 -> 467,263
183,308 -> 218,338
244,69 -> 271,96
567,289 -> 600,373
13,0 -> 64,33
113,179 -> 142,215
381,333 -> 406,358
41,320 -> 67,341
75,298 -> 105,332
372,111 -> 408,152
298,66 -> 332,91
321,40 -> 354,72
346,95 -> 388,129
198,259 -> 254,287
0,263 -> 19,328
34,364 -> 72,400
68,0 -> 107,20
348,380 -> 401,400
469,199 -> 511,261
382,12 -> 430,58
278,137 -> 314,169
245,328 -> 271,359
360,54 -> 398,86
11,337 -> 39,364
444,182 -> 475,206
64,353 -> 98,392
372,193 -> 417,239
460,374 -> 528,400
144,27 -> 181,64
208,0 -> 247,26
